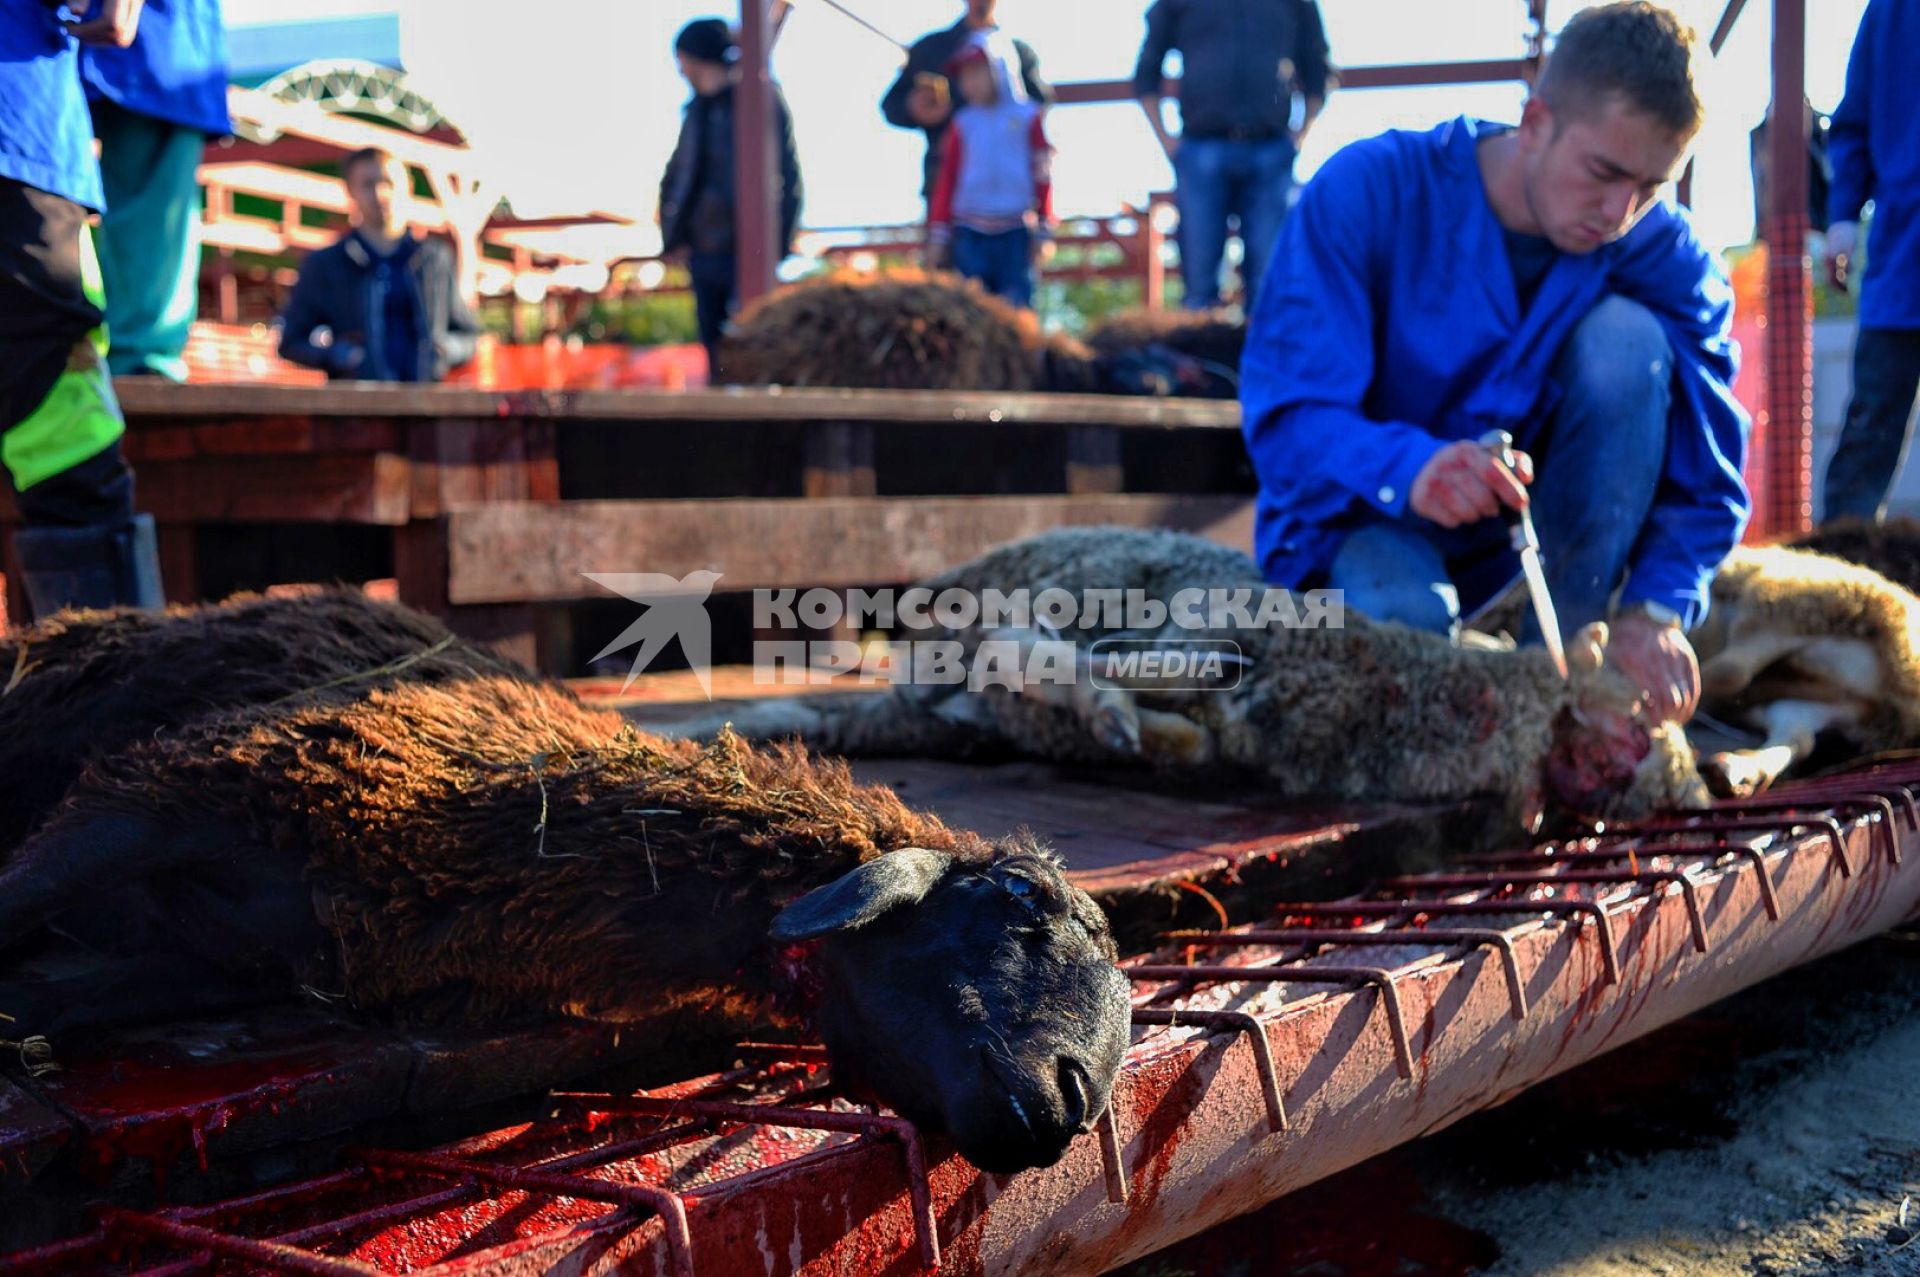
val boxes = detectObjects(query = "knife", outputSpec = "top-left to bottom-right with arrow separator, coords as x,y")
1478,430 -> 1569,680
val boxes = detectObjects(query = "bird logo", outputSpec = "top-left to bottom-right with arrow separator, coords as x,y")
581,570 -> 724,698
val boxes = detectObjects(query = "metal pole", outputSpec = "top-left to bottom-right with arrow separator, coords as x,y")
1763,0 -> 1813,535
734,0 -> 779,307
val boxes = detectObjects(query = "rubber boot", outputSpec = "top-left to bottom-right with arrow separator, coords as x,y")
13,513 -> 164,618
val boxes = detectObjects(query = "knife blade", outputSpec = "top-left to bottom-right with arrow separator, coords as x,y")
1479,430 -> 1569,680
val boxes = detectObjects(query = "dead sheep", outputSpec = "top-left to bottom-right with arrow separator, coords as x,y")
0,601 -> 1129,1174
1691,543 -> 1920,796
1788,516 -> 1920,592
0,589 -> 521,853
688,526 -> 1705,836
1082,308 -> 1245,398
713,268 -> 1093,393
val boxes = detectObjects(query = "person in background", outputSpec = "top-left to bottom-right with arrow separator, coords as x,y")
278,147 -> 480,383
925,33 -> 1054,309
1819,0 -> 1920,523
1,0 -> 164,617
1133,0 -> 1331,311
1239,2 -> 1749,727
79,0 -> 229,381
881,0 -> 1049,232
657,17 -> 803,379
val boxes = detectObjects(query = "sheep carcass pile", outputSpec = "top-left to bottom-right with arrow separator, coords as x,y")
714,268 -> 1092,392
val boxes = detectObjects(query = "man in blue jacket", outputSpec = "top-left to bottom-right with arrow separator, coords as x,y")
1819,0 -> 1920,523
1240,1 -> 1748,723
80,0 -> 229,381
2,0 -> 164,617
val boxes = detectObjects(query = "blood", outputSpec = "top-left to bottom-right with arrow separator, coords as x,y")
1112,1160 -> 1499,1277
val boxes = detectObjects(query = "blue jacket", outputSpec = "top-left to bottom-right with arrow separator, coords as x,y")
1240,116 -> 1750,629
1828,0 -> 1920,331
0,6 -> 103,210
79,0 -> 230,137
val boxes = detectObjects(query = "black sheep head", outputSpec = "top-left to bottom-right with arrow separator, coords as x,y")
771,847 -> 1130,1175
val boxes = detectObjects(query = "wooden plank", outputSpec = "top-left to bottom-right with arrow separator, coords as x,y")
114,381 -> 1242,432
130,453 -> 413,524
407,419 -> 549,519
802,422 -> 876,498
447,494 -> 1254,605
1065,425 -> 1124,494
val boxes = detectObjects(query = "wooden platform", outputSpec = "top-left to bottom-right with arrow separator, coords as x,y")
0,382 -> 1252,673
596,668 -> 1485,909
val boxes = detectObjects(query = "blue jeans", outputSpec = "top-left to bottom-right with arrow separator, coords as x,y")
952,226 -> 1034,309
1173,135 -> 1296,310
1822,327 -> 1920,521
1326,296 -> 1672,642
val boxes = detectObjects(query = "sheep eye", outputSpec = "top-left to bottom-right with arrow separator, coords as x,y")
998,875 -> 1037,901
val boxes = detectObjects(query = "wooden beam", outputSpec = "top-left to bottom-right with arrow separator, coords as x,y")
446,495 -> 1254,605
113,381 -> 1242,431
132,454 -> 412,524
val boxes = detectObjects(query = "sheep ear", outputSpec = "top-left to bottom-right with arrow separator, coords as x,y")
770,848 -> 955,942
1568,621 -> 1609,674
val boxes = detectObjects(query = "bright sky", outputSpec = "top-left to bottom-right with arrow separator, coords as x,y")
226,0 -> 1870,255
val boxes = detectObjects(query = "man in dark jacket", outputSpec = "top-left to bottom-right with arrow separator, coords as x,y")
659,17 -> 802,378
278,147 -> 480,382
882,0 -> 1049,216
1134,0 -> 1331,310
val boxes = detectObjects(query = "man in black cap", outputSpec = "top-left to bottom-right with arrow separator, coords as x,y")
881,0 -> 1050,230
659,17 -> 803,379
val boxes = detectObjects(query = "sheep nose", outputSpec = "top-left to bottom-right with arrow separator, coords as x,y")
1058,1056 -> 1094,1132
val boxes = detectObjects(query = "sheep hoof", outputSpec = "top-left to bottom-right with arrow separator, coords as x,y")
1093,704 -> 1143,755
1700,751 -> 1766,799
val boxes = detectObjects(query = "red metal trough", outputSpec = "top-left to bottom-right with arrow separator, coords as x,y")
4,760 -> 1918,1275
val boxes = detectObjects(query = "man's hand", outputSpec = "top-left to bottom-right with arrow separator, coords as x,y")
1605,611 -> 1700,724
1825,220 -> 1859,293
908,75 -> 952,128
1408,439 -> 1533,528
62,0 -> 144,46
1030,234 -> 1055,267
924,240 -> 952,270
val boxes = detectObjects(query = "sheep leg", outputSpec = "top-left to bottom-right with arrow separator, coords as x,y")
1700,699 -> 1861,797
1697,630 -> 1811,699
0,949 -> 280,1040
976,627 -> 1143,754
1135,706 -> 1216,766
0,811 -> 249,954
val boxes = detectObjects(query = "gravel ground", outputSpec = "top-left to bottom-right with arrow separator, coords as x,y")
1114,930 -> 1920,1277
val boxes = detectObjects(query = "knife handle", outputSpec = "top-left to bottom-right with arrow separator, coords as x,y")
1476,429 -> 1534,547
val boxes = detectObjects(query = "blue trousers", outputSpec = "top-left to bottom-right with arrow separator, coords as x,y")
92,101 -> 204,381
1173,135 -> 1295,311
951,226 -> 1034,309
1326,295 -> 1672,641
1821,327 -> 1920,521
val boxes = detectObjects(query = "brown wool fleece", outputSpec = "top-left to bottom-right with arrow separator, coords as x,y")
0,589 -> 522,852
42,675 -> 1011,1028
1707,545 -> 1920,752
